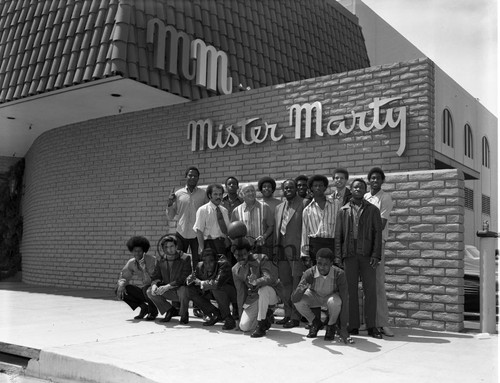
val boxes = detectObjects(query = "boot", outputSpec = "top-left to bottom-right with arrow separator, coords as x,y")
251,320 -> 268,338
306,318 -> 322,338
134,304 -> 148,320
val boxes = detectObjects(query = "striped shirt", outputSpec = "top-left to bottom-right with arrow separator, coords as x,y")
232,200 -> 273,242
301,197 -> 336,257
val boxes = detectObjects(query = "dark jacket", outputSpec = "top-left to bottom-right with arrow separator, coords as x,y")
150,251 -> 192,289
291,265 -> 349,330
188,256 -> 234,291
232,253 -> 281,316
334,199 -> 383,266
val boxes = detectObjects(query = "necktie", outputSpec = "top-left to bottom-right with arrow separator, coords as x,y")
280,202 -> 291,235
216,206 -> 228,235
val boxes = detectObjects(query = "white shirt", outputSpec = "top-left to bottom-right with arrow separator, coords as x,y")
364,189 -> 393,240
193,201 -> 230,239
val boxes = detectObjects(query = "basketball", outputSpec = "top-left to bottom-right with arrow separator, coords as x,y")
227,221 -> 247,239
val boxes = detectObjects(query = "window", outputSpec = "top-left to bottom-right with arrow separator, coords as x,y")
482,136 -> 490,168
464,124 -> 473,158
464,187 -> 473,210
482,194 -> 491,215
442,108 -> 454,147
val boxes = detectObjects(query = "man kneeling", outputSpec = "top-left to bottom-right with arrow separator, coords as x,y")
292,248 -> 351,343
187,248 -> 237,330
232,238 -> 281,338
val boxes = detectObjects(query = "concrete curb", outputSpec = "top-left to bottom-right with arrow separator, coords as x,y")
25,351 -> 157,383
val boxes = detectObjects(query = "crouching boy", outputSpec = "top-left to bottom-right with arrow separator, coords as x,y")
292,248 -> 351,343
186,248 -> 238,330
232,238 -> 281,338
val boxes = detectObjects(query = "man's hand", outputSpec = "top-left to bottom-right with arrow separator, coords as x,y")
370,257 -> 379,268
116,285 -> 126,300
156,285 -> 171,295
167,186 -> 176,207
247,273 -> 257,286
151,284 -> 159,295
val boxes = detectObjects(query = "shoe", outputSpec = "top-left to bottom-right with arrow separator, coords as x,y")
306,318 -> 322,338
179,314 -> 189,324
380,327 -> 394,337
193,308 -> 204,318
134,304 -> 148,319
263,309 -> 274,330
145,313 -> 157,321
368,327 -> 383,339
283,319 -> 300,329
222,316 -> 236,330
324,324 -> 336,341
251,320 -> 268,338
203,312 -> 220,326
275,316 -> 290,325
160,307 -> 178,323
348,328 -> 359,335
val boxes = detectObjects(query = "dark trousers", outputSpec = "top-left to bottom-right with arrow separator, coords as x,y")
309,237 -> 335,265
122,285 -> 158,316
176,232 -> 199,265
206,238 -> 236,266
187,284 -> 237,320
277,259 -> 302,320
344,253 -> 377,330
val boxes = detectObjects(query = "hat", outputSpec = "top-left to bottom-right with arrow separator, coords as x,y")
257,176 -> 276,192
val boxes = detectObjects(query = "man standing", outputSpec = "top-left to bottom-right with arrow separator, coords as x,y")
335,179 -> 383,339
221,176 -> 243,216
193,183 -> 231,256
258,176 -> 281,213
166,166 -> 208,266
231,184 -> 274,256
232,238 -> 281,338
295,174 -> 312,206
331,168 -> 352,209
147,235 -> 192,324
365,167 -> 394,337
274,179 -> 305,328
301,175 -> 336,266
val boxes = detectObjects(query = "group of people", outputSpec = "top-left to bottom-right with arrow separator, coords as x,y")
116,165 -> 394,344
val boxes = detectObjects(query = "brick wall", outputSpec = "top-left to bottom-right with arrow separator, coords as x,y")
20,58 -> 467,330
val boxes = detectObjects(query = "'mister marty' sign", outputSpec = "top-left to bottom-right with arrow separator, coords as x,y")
147,18 -> 233,95
188,97 -> 407,156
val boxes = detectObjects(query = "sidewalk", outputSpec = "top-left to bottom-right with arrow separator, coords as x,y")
0,281 -> 498,383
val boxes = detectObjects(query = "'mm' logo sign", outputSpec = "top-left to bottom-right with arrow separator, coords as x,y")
147,18 -> 233,95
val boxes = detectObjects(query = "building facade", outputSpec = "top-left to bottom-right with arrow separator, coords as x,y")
0,0 -> 497,331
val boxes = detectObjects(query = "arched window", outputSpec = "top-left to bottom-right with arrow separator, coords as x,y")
464,124 -> 473,158
482,136 -> 490,168
442,108 -> 454,147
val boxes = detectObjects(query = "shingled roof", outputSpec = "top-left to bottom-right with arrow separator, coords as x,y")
0,0 -> 370,103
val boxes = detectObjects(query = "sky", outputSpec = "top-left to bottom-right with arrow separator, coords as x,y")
363,0 -> 498,116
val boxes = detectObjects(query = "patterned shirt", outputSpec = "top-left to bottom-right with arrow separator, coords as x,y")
231,200 -> 273,242
301,198 -> 336,257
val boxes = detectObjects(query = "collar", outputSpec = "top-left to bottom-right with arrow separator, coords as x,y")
313,266 -> 334,278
